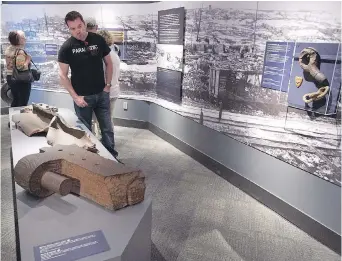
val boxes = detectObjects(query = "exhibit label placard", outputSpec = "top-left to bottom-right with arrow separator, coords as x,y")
33,230 -> 110,261
158,7 -> 185,45
45,44 -> 58,55
261,41 -> 295,92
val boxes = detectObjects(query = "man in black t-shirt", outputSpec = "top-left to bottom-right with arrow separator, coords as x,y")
58,11 -> 118,158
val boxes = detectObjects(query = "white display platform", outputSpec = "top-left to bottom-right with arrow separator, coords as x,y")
9,107 -> 152,261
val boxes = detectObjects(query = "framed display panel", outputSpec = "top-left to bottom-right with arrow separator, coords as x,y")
156,7 -> 185,103
158,7 -> 185,45
287,42 -> 341,115
261,41 -> 295,92
45,44 -> 58,55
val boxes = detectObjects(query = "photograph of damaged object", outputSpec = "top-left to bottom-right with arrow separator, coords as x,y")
287,43 -> 340,115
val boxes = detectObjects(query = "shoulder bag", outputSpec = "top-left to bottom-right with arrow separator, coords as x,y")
11,48 -> 34,83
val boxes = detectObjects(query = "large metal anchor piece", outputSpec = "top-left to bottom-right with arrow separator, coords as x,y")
298,47 -> 330,104
299,47 -> 327,84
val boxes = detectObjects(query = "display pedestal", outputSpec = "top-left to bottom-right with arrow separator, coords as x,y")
9,107 -> 152,261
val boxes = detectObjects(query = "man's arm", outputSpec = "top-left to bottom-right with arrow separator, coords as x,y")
58,62 -> 77,98
103,53 -> 113,92
58,62 -> 87,107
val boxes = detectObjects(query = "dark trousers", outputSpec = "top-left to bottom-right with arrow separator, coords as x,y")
7,75 -> 31,107
74,91 -> 118,158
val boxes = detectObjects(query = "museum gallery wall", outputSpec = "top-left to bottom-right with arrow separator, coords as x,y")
1,1 -> 341,186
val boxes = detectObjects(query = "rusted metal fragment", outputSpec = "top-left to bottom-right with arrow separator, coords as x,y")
12,103 -> 98,153
47,116 -> 98,153
14,144 -> 146,210
12,103 -> 58,136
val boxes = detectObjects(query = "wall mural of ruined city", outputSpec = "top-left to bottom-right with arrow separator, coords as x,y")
1,2 -> 341,186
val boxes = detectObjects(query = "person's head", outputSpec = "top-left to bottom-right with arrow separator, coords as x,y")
86,18 -> 98,33
64,11 -> 87,41
97,30 -> 114,46
8,30 -> 26,46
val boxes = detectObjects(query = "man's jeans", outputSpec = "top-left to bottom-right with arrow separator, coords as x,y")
74,91 -> 118,157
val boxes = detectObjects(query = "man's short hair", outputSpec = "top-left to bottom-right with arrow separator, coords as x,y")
86,18 -> 98,29
65,11 -> 85,26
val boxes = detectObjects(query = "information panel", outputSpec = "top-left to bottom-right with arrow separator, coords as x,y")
157,7 -> 185,103
261,41 -> 295,92
33,230 -> 110,261
45,44 -> 58,55
158,7 -> 185,45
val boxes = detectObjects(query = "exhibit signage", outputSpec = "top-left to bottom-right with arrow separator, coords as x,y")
33,230 -> 110,261
261,41 -> 295,92
45,44 -> 58,55
157,7 -> 185,103
158,7 -> 185,45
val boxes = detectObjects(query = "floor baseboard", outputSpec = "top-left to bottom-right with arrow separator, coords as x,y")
114,118 -> 149,129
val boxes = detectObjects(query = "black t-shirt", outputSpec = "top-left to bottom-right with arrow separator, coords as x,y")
58,32 -> 111,96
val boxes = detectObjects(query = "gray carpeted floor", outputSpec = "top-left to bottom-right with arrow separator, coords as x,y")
1,114 -> 340,261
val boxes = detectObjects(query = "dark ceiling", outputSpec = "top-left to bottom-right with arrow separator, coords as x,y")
2,1 -> 160,4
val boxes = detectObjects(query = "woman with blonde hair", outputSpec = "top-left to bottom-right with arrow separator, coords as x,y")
92,29 -> 121,139
5,30 -> 32,107
97,30 -> 121,118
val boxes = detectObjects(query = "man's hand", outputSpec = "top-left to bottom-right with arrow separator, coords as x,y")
73,95 -> 88,107
103,85 -> 110,93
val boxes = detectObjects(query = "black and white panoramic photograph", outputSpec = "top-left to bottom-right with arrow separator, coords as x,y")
1,4 -> 159,95
178,1 -> 341,186
156,44 -> 184,72
1,1 -> 341,186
